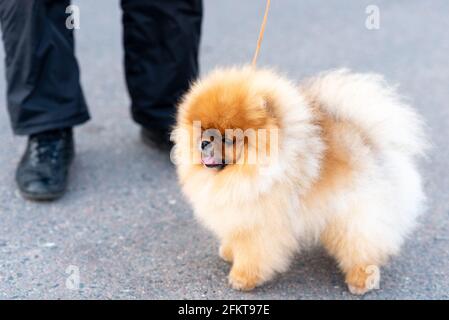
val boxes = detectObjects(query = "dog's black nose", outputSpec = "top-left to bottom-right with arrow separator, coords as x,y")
201,140 -> 211,150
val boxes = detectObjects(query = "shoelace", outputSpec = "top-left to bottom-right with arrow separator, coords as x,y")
29,132 -> 66,167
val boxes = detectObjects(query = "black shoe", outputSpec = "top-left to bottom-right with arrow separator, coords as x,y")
140,127 -> 173,151
16,128 -> 74,201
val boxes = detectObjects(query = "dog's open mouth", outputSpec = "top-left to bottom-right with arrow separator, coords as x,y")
201,155 -> 227,169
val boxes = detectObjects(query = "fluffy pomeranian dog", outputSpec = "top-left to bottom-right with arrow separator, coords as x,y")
172,67 -> 426,295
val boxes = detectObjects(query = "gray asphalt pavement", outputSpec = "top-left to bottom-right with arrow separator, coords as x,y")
0,0 -> 448,299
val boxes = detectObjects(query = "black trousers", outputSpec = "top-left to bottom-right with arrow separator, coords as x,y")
0,0 -> 202,135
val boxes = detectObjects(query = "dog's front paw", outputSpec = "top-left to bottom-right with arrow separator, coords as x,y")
219,244 -> 233,263
228,267 -> 261,291
346,265 -> 380,295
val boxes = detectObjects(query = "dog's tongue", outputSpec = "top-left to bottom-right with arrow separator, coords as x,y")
201,155 -> 216,165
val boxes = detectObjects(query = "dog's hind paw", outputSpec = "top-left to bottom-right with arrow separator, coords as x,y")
346,265 -> 380,295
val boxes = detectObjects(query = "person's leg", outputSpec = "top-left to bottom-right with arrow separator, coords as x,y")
121,0 -> 202,145
0,0 -> 90,135
0,0 -> 88,200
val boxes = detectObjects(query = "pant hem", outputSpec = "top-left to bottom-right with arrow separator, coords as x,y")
13,113 -> 91,136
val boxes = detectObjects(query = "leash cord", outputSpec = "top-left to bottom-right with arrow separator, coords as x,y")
251,0 -> 271,68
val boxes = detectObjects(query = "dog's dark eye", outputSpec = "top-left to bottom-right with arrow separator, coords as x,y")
222,137 -> 233,145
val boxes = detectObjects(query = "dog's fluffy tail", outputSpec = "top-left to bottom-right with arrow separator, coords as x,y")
300,69 -> 428,157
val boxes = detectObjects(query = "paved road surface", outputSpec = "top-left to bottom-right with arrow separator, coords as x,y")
0,0 -> 448,299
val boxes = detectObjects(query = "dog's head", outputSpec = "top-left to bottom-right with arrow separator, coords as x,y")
173,67 -> 279,172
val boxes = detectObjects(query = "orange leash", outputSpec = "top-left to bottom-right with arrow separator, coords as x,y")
251,0 -> 271,68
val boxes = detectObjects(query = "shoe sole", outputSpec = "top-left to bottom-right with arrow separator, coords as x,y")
19,189 -> 66,202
